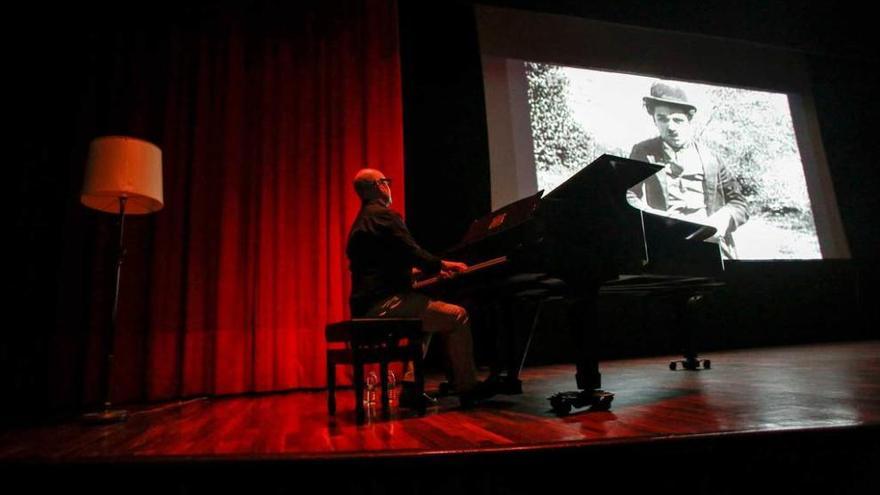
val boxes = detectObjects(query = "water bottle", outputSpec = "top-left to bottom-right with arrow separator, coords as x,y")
387,370 -> 398,403
364,371 -> 378,406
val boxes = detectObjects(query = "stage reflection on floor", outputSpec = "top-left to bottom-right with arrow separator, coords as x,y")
1,341 -> 878,461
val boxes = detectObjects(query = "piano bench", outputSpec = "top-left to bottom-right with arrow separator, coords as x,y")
325,318 -> 424,424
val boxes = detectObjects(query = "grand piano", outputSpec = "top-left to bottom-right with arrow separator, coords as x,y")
415,154 -> 724,414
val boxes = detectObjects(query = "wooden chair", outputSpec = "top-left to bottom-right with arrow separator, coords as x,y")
325,318 -> 424,424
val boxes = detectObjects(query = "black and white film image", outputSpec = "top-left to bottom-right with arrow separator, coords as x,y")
525,63 -> 820,260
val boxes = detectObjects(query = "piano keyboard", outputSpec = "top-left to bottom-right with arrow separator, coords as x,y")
412,256 -> 509,289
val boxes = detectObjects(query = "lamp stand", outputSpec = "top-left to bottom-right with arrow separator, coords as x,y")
83,196 -> 130,424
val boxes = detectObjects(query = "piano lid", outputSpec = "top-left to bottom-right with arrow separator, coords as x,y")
543,154 -> 662,202
446,155 -> 663,253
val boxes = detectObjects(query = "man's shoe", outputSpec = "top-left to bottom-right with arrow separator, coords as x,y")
398,382 -> 438,410
458,380 -> 498,408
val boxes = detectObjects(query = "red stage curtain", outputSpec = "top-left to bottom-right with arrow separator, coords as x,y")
63,1 -> 404,405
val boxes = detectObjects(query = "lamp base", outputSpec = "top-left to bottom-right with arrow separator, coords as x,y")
82,409 -> 128,424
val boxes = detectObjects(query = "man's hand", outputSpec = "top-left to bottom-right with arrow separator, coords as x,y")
439,260 -> 468,279
706,208 -> 733,240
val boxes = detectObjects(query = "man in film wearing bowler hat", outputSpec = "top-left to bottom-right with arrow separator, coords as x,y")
628,81 -> 749,259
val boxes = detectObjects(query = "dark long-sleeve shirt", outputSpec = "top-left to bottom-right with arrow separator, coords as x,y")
346,200 -> 442,316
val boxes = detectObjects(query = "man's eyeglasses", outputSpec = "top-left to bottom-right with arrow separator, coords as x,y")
375,178 -> 392,186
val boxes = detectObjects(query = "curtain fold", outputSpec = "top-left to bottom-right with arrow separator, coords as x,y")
50,0 -> 403,407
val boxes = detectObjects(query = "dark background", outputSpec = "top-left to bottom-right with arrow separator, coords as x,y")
6,0 -> 879,424
398,0 -> 879,363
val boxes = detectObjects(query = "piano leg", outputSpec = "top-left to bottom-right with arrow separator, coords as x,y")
570,293 -> 601,391
548,290 -> 615,415
485,298 -> 524,395
669,293 -> 712,371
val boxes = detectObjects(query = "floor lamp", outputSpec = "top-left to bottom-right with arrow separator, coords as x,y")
80,136 -> 163,424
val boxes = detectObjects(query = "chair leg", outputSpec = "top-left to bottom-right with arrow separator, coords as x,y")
380,360 -> 390,418
327,356 -> 336,415
353,356 -> 365,425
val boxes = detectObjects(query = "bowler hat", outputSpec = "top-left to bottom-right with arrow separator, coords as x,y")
643,81 -> 697,114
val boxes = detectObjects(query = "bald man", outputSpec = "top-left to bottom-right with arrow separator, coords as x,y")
346,168 -> 495,408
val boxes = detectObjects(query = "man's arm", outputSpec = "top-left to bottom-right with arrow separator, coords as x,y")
715,162 -> 749,232
379,209 -> 444,274
386,212 -> 468,278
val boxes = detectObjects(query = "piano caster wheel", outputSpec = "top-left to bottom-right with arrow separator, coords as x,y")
550,397 -> 572,416
670,358 -> 711,371
590,392 -> 614,412
548,390 -> 614,415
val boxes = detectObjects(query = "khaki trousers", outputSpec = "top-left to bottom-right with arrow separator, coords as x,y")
366,292 -> 478,392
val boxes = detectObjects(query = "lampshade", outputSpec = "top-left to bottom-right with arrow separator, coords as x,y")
81,136 -> 164,214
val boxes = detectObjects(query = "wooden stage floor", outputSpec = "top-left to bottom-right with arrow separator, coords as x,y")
2,341 -> 878,463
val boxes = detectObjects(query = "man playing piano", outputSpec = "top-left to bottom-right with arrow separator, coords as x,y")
346,168 -> 497,408
628,81 -> 749,259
